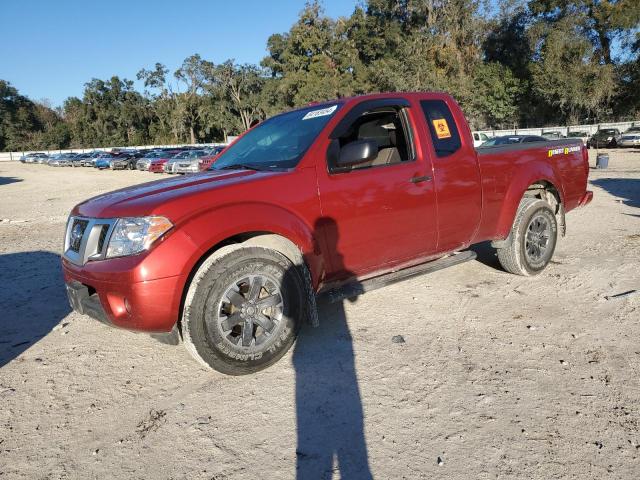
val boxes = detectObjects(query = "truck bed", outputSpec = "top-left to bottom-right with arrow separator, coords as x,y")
473,139 -> 587,241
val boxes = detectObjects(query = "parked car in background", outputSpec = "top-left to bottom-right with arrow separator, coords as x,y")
148,149 -> 184,173
542,131 -> 565,140
94,152 -> 119,169
618,132 -> 640,148
95,153 -> 131,170
95,158 -> 112,170
472,132 -> 490,148
73,153 -> 90,166
69,153 -> 88,167
587,128 -> 620,148
109,154 -> 131,170
136,150 -> 166,171
19,152 -> 48,163
566,131 -> 589,145
117,150 -> 147,169
479,135 -> 547,147
163,149 -> 209,174
195,146 -> 226,171
48,153 -> 76,166
78,151 -> 103,167
173,149 -> 212,174
34,153 -> 51,164
163,153 -> 183,174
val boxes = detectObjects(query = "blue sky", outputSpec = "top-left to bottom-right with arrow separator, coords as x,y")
1,0 -> 358,107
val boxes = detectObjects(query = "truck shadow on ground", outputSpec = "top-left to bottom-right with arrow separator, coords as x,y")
591,178 -> 640,208
0,251 -> 70,367
469,241 -> 503,272
291,218 -> 373,480
0,176 -> 23,186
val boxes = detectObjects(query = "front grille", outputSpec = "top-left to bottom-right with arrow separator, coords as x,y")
64,217 -> 116,266
69,219 -> 89,252
97,224 -> 109,252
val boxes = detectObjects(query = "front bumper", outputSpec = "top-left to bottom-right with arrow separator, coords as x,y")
65,279 -> 181,344
61,225 -> 201,334
175,165 -> 199,174
65,280 -> 110,325
63,264 -> 184,333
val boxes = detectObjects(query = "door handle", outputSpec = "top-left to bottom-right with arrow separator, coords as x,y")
410,175 -> 432,184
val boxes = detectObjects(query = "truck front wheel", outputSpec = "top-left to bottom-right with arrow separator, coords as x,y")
181,246 -> 305,375
496,197 -> 558,276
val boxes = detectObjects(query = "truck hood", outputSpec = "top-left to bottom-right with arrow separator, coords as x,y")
73,169 -> 274,219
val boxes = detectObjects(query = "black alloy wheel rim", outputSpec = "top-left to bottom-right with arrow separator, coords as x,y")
525,213 -> 551,263
216,274 -> 284,349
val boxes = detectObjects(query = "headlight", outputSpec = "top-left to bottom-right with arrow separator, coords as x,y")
106,216 -> 173,258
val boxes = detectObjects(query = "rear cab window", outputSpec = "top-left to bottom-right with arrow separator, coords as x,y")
420,100 -> 462,157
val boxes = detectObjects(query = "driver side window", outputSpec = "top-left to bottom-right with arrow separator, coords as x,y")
338,109 -> 412,170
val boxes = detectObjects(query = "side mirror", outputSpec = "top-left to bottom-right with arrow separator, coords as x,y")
336,139 -> 378,170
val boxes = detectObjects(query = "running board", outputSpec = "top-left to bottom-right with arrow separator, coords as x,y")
319,251 -> 477,304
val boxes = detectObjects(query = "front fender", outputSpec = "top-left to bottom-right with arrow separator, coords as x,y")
177,201 -> 323,285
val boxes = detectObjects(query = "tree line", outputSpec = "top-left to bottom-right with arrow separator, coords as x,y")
1,0 -> 639,152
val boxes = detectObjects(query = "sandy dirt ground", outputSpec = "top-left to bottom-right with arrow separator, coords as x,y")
0,149 -> 639,480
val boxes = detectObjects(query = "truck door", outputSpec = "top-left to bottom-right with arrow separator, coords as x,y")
419,98 -> 482,252
316,98 -> 438,280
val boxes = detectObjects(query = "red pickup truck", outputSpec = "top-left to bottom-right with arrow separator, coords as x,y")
62,92 -> 592,375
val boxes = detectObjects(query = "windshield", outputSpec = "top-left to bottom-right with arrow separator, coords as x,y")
212,104 -> 341,171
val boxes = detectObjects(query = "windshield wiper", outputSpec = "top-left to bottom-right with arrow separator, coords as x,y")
217,163 -> 266,171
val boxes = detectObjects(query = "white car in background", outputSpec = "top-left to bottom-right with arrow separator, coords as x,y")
164,149 -> 209,174
618,127 -> 640,148
472,132 -> 490,147
542,131 -> 565,140
566,131 -> 590,145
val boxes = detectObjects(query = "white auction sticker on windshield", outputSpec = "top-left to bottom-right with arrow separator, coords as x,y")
302,105 -> 337,120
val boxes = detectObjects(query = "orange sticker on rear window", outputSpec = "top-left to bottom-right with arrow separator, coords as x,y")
432,119 -> 452,139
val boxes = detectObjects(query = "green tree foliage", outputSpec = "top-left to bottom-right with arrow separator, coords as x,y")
529,18 -> 617,123
204,61 -> 266,134
0,80 -> 69,151
2,0 -> 640,151
528,0 -> 640,64
471,63 -> 522,128
63,76 -> 150,147
262,1 -> 367,105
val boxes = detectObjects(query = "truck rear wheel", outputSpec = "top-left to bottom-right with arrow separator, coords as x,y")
496,197 -> 558,276
181,246 -> 305,375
